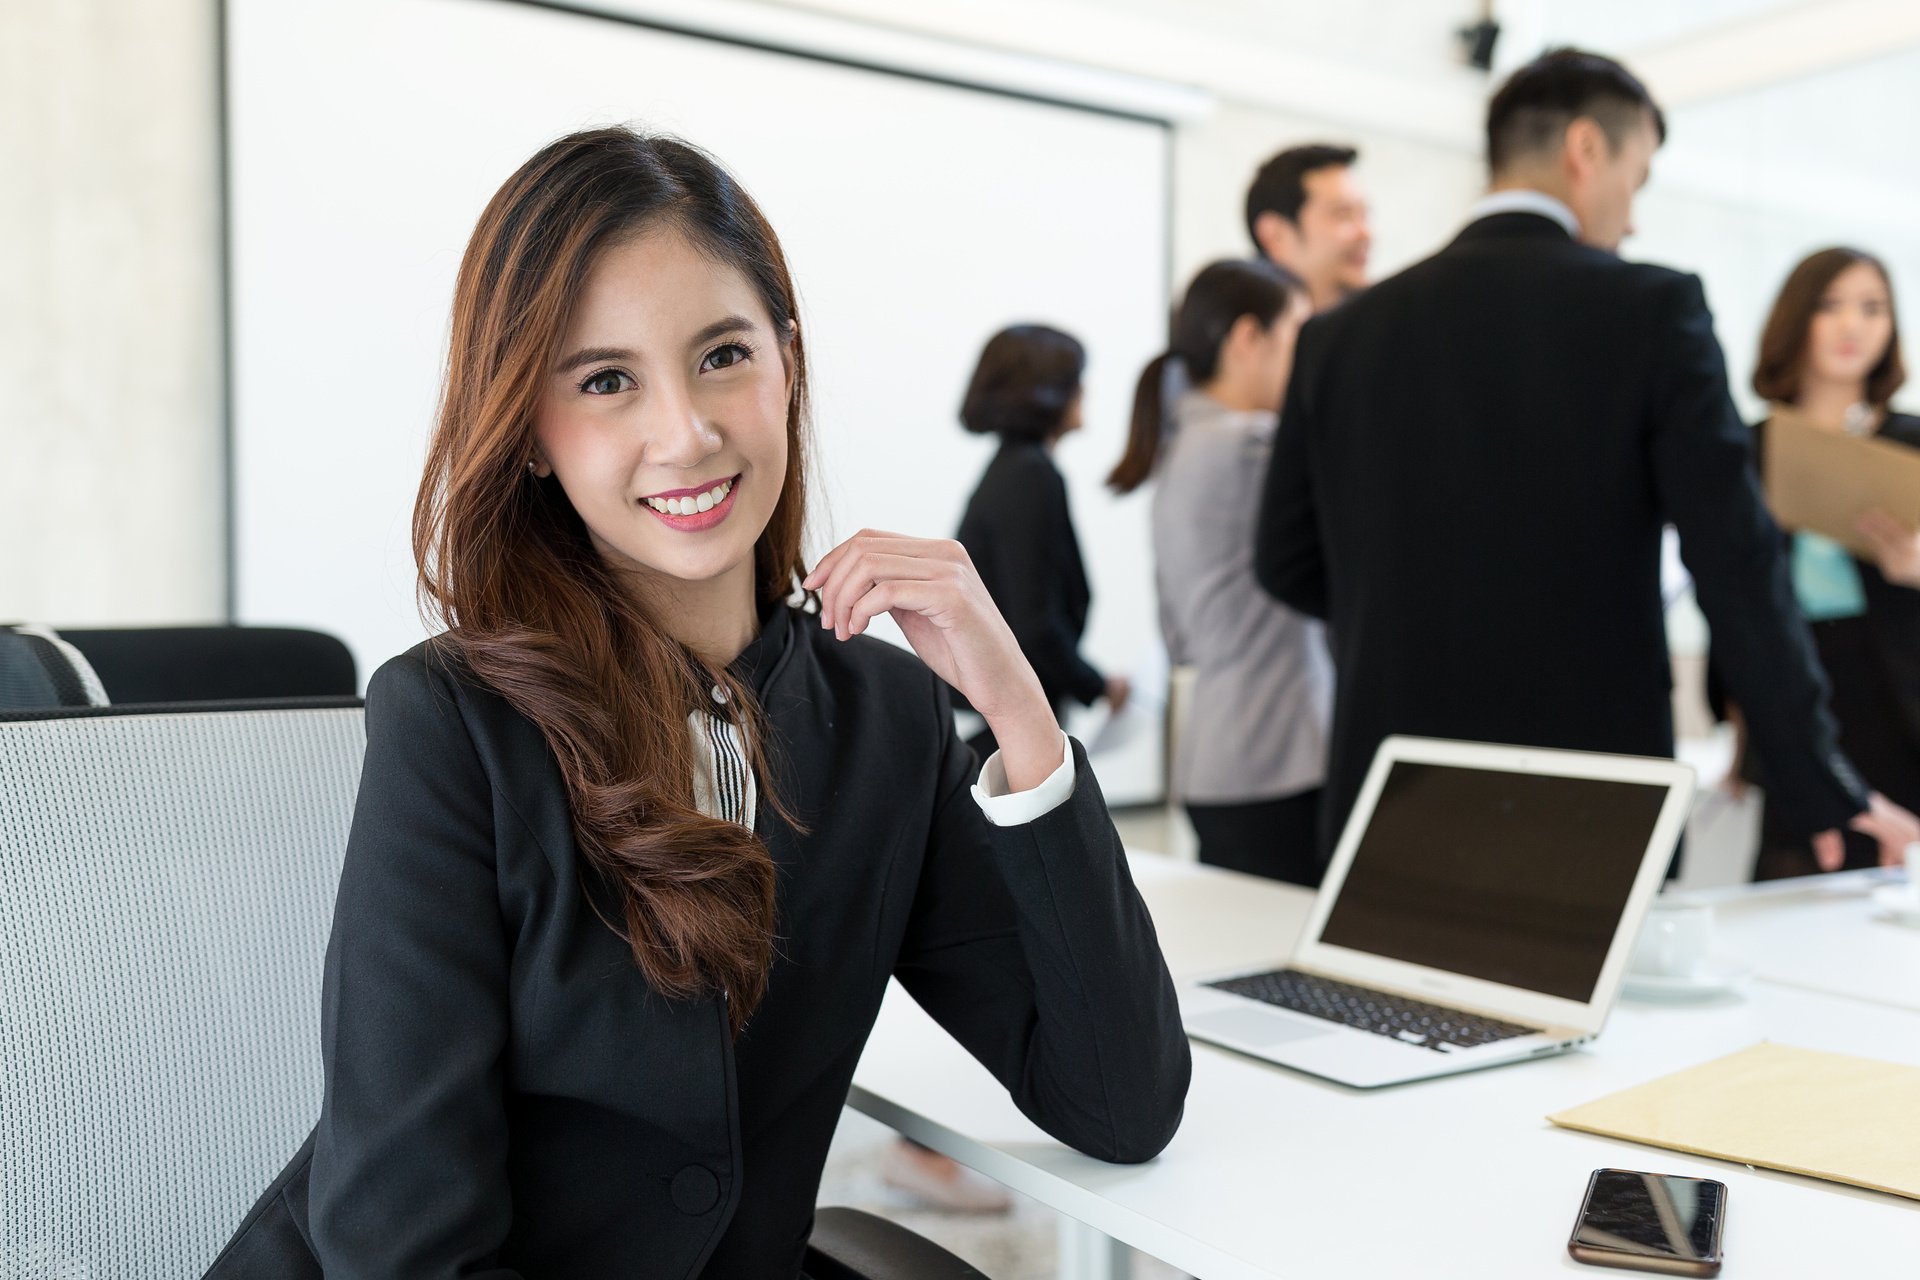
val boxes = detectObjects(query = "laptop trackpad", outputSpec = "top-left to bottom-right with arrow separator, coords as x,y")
1187,1007 -> 1335,1047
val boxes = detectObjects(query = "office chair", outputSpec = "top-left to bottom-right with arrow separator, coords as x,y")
0,700 -> 365,1277
0,700 -> 987,1280
55,624 -> 357,702
0,623 -> 108,709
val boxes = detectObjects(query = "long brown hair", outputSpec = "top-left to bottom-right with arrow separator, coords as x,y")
1108,258 -> 1299,494
413,128 -> 810,1034
1753,246 -> 1906,409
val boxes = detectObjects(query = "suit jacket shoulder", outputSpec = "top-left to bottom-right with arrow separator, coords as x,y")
981,441 -> 1067,503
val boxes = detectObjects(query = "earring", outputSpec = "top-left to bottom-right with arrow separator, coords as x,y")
526,460 -> 539,476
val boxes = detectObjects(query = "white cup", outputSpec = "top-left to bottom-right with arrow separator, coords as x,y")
1630,899 -> 1715,978
1900,847 -> 1920,908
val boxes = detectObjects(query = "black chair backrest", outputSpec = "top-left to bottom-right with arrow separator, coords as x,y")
57,626 -> 357,702
0,625 -> 108,710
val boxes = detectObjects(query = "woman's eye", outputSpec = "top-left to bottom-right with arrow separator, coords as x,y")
580,369 -> 633,395
701,342 -> 753,373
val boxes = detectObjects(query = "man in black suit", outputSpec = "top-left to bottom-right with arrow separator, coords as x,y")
1255,48 -> 1919,870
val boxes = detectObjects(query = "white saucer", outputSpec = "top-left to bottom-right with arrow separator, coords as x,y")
1870,884 -> 1920,928
1622,956 -> 1755,1000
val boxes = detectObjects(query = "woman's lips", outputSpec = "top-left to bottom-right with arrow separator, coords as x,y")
639,474 -> 740,532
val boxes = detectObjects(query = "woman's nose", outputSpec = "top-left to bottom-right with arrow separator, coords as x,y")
642,378 -> 721,468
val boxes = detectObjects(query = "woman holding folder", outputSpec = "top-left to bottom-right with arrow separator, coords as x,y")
1721,247 -> 1920,878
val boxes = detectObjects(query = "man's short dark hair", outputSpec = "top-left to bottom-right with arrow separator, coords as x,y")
1244,144 -> 1358,247
1486,48 -> 1666,174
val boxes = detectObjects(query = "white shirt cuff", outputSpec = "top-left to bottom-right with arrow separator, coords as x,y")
970,731 -> 1075,826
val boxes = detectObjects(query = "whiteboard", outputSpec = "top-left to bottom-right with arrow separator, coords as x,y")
226,0 -> 1169,800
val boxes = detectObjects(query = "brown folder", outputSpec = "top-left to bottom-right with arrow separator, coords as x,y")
1763,408 -> 1920,558
1548,1042 -> 1920,1201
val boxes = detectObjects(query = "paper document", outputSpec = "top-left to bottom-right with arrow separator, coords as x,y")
1548,1042 -> 1920,1201
1764,410 -> 1920,557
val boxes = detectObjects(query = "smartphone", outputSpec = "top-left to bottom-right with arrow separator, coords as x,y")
1567,1168 -> 1727,1276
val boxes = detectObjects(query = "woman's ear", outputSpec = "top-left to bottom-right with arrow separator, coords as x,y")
1226,313 -> 1267,358
782,318 -> 800,403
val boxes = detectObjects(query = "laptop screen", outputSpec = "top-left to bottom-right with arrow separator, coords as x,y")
1317,760 -> 1673,1003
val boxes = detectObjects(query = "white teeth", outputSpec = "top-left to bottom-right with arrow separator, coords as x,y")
646,478 -> 733,517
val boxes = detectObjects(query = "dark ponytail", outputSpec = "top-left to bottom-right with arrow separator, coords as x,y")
1108,353 -> 1175,494
1107,258 -> 1301,494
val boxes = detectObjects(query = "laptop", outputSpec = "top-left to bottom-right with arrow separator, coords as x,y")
1179,736 -> 1695,1088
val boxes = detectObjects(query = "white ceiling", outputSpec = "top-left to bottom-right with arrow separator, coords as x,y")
763,0 -> 1920,214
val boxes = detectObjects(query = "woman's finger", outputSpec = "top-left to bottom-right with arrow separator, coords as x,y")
819,551 -> 952,630
842,578 -> 956,640
812,534 -> 961,622
1811,829 -> 1844,872
1856,509 -> 1907,549
803,530 -> 940,592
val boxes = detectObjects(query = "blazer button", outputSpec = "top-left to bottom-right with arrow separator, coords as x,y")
671,1164 -> 722,1216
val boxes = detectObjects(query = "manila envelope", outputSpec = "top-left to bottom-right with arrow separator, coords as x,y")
1548,1042 -> 1920,1201
1764,409 -> 1920,558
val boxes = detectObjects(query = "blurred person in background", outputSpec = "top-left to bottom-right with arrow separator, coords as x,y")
1109,259 -> 1328,886
1254,48 -> 1918,874
953,325 -> 1128,764
1245,144 -> 1373,313
1716,248 -> 1920,878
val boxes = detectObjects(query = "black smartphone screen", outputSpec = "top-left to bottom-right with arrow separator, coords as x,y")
1572,1169 -> 1725,1263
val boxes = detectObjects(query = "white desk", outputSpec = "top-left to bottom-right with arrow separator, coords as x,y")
1692,868 -> 1920,1013
848,853 -> 1920,1279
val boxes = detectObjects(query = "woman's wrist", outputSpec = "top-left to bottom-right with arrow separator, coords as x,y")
984,688 -> 1064,793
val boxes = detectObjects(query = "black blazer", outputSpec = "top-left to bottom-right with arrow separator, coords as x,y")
207,604 -> 1188,1279
956,440 -> 1105,709
1255,211 -> 1866,852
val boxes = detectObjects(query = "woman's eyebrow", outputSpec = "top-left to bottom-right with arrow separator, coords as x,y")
554,345 -> 635,374
553,316 -> 757,375
687,314 -> 757,349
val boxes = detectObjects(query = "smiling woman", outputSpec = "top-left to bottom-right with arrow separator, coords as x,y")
203,127 -> 1190,1280
529,229 -> 797,645
1717,247 -> 1920,880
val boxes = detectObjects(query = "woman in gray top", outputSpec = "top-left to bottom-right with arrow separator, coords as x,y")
1110,259 -> 1330,885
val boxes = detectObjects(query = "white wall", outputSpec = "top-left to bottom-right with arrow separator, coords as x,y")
0,0 -> 224,625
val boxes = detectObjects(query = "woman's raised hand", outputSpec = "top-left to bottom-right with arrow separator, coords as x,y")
803,531 -> 1063,789
1856,509 -> 1920,587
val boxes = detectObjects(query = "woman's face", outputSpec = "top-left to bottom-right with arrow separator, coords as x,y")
533,228 -> 792,599
1055,386 -> 1085,440
1241,292 -> 1314,412
1805,261 -> 1894,390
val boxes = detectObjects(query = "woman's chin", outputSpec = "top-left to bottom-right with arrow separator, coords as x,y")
632,544 -> 759,590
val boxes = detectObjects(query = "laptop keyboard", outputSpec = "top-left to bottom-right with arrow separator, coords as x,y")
1206,968 -> 1535,1054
